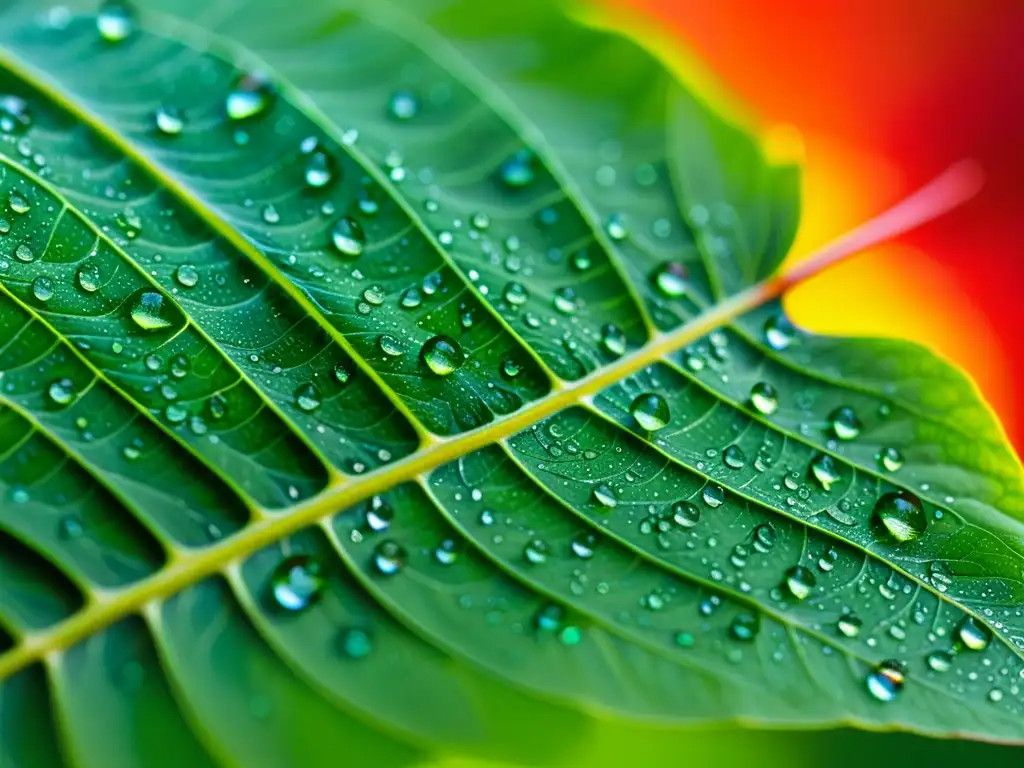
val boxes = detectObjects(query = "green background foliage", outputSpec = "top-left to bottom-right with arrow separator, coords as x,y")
0,1 -> 1021,766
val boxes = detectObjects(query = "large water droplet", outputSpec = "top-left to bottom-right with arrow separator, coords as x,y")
865,660 -> 905,702
130,291 -> 172,331
955,616 -> 991,651
571,532 -> 597,559
270,555 -> 324,612
879,447 -> 904,472
552,287 -> 577,315
592,484 -> 617,508
175,264 -> 199,288
671,500 -> 700,528
433,539 -> 458,566
651,262 -> 688,297
764,313 -> 796,350
31,276 -> 53,302
8,193 -> 29,215
421,335 -> 463,376
97,0 -> 134,42
702,485 -> 725,508
294,383 -> 321,412
783,565 -> 816,600
749,382 -> 779,415
809,453 -> 841,491
331,216 -> 365,257
722,444 -> 746,469
154,106 -> 184,136
630,393 -> 670,432
372,541 -> 407,575
829,407 -> 862,440
378,335 -> 404,357
76,262 -> 101,293
503,281 -> 528,306
872,490 -> 927,543
14,243 -> 34,263
226,72 -> 275,120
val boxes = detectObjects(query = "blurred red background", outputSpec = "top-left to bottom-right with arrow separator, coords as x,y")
605,0 -> 1024,452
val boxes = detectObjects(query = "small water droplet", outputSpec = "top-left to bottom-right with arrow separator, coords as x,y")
670,500 -> 700,528
571,532 -> 597,559
433,539 -> 458,566
730,613 -> 760,642
378,335 -> 404,357
837,613 -> 863,638
97,0 -> 134,42
421,335 -> 463,376
0,96 -> 32,135
130,291 -> 172,331
294,382 -> 321,412
535,604 -> 564,632
76,262 -> 101,293
764,313 -> 796,350
872,490 -> 927,543
600,324 -> 626,357
501,357 -> 522,378
592,484 -> 617,509
783,565 -> 816,600
48,378 -> 75,406
604,213 -> 628,241
270,555 -> 324,612
752,523 -> 776,553
809,453 -> 841,491
14,243 -> 34,263
339,628 -> 372,659
500,150 -> 535,188
926,650 -> 953,672
749,382 -> 779,415
702,485 -> 725,508
552,287 -> 576,315
503,281 -> 528,306
173,264 -> 199,288
722,444 -> 746,470
879,447 -> 904,472
523,539 -> 549,565
226,72 -> 275,120
829,406 -> 862,440
8,193 -> 29,215
304,151 -> 336,188
651,262 -> 688,297
955,616 -> 991,651
388,91 -> 419,121
154,106 -> 184,136
372,541 -> 407,575
866,660 -> 905,702
630,393 -> 670,432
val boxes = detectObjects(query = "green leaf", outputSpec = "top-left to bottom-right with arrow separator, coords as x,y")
0,1 -> 1020,766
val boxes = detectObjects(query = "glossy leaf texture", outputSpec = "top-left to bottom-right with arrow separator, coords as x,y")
0,1 -> 1021,766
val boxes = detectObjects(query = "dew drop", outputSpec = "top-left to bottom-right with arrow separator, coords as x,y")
829,406 -> 862,441
421,335 -> 464,376
294,383 -> 321,412
671,500 -> 700,528
535,604 -> 565,632
702,485 -> 725,508
872,490 -> 927,543
501,358 -> 522,378
31,276 -> 53,302
630,393 -> 670,432
154,106 -> 184,136
57,515 -> 84,541
503,281 -> 528,306
749,382 -> 779,415
880,447 -> 904,472
604,213 -> 628,241
304,151 -> 336,188
722,444 -> 746,470
8,193 -> 29,215
523,539 -> 549,565
764,313 -> 796,351
837,613 -> 863,638
552,287 -> 577,315
226,72 -> 275,120
783,565 -> 816,600
76,262 -> 101,293
571,532 -> 597,559
866,660 -> 905,702
97,0 -> 134,42
270,555 -> 324,612
730,613 -> 760,642
372,541 -> 406,576
14,243 -> 34,263
592,484 -> 617,509
651,262 -> 688,297
339,628 -> 372,659
434,539 -> 458,566
926,650 -> 953,672
175,264 -> 199,288
600,324 -> 626,357
809,453 -> 841,491
48,378 -> 75,406
261,204 -> 280,224
0,96 -> 32,134
500,150 -> 535,188
955,616 -> 991,651
130,291 -> 172,331
752,523 -> 776,553
400,286 -> 422,309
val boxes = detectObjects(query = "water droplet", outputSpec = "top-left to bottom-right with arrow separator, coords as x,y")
340,628 -> 372,659
399,286 -> 422,309
669,500 -> 700,529
47,378 -> 75,406
14,243 -> 34,263
749,382 -> 779,415
97,0 -> 134,42
421,335 -> 463,376
879,447 -> 904,472
523,539 -> 549,565
600,324 -> 626,357
872,491 -> 927,543
955,616 -> 991,651
31,276 -> 53,302
57,515 -> 84,540
226,72 -> 275,120
783,565 -> 816,600
829,407 -> 862,440
630,393 -> 670,432
651,262 -> 688,297
501,358 -> 522,378
294,383 -> 321,412
154,106 -> 184,136
503,281 -> 528,306
270,555 -> 324,612
988,688 -> 1004,703
8,194 -> 29,215
927,561 -> 953,592
76,262 -> 101,293
130,291 -> 172,331
388,91 -> 419,120
837,613 -> 863,638
926,650 -> 953,672
304,151 -> 336,188
535,604 -> 565,632
261,204 -> 280,225
0,96 -> 32,134
702,485 -> 725,508
362,285 -> 385,306
752,523 -> 776,553
174,264 -> 199,288
604,213 -> 628,241
865,660 -> 905,702
730,613 -> 760,642
471,212 -> 490,230
571,532 -> 597,559
674,631 -> 695,648
809,453 -> 841,491
372,541 -> 406,576
433,539 -> 458,566
764,313 -> 796,351
592,484 -> 617,508
378,335 -> 404,357
722,445 -> 746,469
500,150 -> 535,188
552,287 -> 576,315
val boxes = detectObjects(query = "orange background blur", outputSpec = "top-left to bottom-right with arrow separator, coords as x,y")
607,0 -> 1024,452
